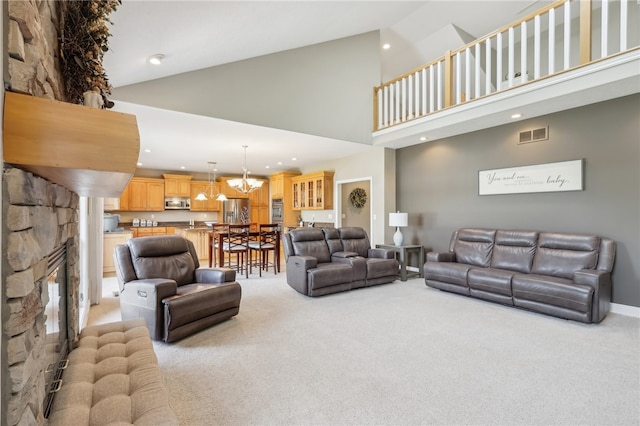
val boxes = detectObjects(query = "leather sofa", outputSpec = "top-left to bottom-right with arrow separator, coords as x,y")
114,235 -> 242,342
282,227 -> 399,296
424,228 -> 616,323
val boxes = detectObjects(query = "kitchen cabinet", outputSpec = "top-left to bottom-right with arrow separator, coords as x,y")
103,231 -> 133,274
179,228 -> 210,262
103,197 -> 120,211
248,180 -> 270,224
124,178 -> 165,211
190,180 -> 222,212
270,172 -> 300,226
163,174 -> 192,197
130,226 -> 173,238
292,171 -> 334,210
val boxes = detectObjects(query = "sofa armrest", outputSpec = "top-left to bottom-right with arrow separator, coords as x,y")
368,248 -> 395,259
332,251 -> 359,259
196,267 -> 236,284
120,279 -> 178,340
286,256 -> 318,295
426,251 -> 456,262
573,269 -> 612,323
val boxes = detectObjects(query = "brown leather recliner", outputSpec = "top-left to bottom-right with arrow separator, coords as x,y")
114,235 -> 241,342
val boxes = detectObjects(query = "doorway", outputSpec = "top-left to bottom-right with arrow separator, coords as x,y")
337,178 -> 372,240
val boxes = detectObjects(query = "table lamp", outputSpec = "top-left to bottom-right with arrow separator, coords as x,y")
389,211 -> 408,246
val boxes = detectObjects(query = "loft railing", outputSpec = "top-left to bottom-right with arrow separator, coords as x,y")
374,0 -> 639,131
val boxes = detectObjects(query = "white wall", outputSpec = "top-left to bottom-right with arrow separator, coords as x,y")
298,147 -> 395,246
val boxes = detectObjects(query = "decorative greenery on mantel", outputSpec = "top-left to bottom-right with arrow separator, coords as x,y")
59,0 -> 121,106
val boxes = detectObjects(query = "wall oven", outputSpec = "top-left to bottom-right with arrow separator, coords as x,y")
271,198 -> 283,229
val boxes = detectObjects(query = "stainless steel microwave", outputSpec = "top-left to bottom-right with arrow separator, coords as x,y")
165,197 -> 190,210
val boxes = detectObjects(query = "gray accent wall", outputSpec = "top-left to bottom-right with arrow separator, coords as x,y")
397,94 -> 640,307
111,31 -> 380,145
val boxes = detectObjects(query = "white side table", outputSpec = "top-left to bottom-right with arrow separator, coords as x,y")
375,244 -> 425,281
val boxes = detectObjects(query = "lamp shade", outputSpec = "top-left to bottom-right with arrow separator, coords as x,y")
389,212 -> 408,227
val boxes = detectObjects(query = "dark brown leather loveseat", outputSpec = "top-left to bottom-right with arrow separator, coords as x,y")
114,235 -> 242,342
424,228 -> 616,323
282,227 -> 399,296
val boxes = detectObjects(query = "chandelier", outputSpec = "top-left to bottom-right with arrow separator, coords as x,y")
227,145 -> 264,194
195,162 -> 228,201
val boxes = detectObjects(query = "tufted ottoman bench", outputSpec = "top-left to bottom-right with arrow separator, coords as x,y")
48,319 -> 178,425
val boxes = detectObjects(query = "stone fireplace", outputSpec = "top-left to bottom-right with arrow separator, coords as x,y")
2,167 -> 81,425
3,1 -> 79,424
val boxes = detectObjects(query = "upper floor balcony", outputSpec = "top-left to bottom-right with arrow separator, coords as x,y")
373,0 -> 640,148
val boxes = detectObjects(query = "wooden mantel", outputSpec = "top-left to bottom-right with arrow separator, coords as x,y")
3,91 -> 140,197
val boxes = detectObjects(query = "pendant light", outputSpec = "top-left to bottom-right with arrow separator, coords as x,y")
196,162 -> 228,201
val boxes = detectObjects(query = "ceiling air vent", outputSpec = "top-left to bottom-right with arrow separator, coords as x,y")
518,126 -> 548,144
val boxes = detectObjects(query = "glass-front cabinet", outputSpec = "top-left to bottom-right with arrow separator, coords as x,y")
291,171 -> 334,210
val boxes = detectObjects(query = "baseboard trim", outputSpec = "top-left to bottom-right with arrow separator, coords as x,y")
610,303 -> 640,318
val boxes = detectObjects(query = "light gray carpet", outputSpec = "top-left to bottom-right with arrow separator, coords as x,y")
91,273 -> 640,425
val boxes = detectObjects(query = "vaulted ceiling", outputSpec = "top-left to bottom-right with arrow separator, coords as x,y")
104,1 -> 552,175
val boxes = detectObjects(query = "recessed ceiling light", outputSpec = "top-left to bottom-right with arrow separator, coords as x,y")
277,162 -> 283,165
382,43 -> 391,50
419,136 -> 428,142
511,113 -> 522,119
180,166 -> 186,169
144,149 -> 151,153
137,162 -> 143,166
148,54 -> 165,65
265,165 -> 270,169
291,157 -> 297,161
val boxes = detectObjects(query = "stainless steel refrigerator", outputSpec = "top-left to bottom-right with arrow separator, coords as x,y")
222,198 -> 251,224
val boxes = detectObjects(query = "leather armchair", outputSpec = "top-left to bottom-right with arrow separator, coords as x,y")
114,235 -> 242,342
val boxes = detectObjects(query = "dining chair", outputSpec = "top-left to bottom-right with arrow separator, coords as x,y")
223,223 -> 250,278
248,223 -> 280,276
208,223 -> 230,267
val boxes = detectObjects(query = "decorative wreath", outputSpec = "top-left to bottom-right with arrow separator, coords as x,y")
349,188 -> 367,208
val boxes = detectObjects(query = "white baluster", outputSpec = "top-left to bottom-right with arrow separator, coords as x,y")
485,38 -> 492,95
389,83 -> 396,126
456,51 -> 462,104
508,27 -> 515,87
465,48 -> 471,101
564,1 -> 571,70
429,64 -> 435,113
549,7 -> 556,74
395,81 -> 401,124
621,0 -> 628,51
497,32 -> 503,91
414,71 -> 420,116
475,43 -> 481,97
521,21 -> 528,83
601,0 -> 609,58
377,87 -> 383,129
407,75 -> 413,119
401,78 -> 406,122
421,68 -> 427,115
534,15 -> 541,79
383,85 -> 389,128
437,61 -> 443,111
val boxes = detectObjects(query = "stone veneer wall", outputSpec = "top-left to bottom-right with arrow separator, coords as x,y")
6,0 -> 65,99
2,167 -> 80,425
3,1 -> 78,425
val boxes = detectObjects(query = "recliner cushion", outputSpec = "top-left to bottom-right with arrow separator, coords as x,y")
468,267 -> 514,296
338,227 -> 371,257
512,274 -> 593,313
532,233 -> 599,279
131,252 -> 196,286
453,228 -> 496,267
424,262 -> 472,287
289,229 -> 331,263
491,230 -> 538,273
308,263 -> 353,290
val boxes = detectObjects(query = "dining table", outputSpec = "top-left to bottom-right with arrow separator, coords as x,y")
208,230 -> 281,273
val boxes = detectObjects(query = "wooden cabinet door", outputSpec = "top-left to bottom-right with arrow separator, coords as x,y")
128,180 -> 148,211
119,184 -> 130,211
147,181 -> 165,211
190,181 -> 209,211
270,174 -> 283,199
103,232 -> 132,273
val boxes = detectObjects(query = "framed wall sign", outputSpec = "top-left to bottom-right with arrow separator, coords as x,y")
478,159 -> 584,195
